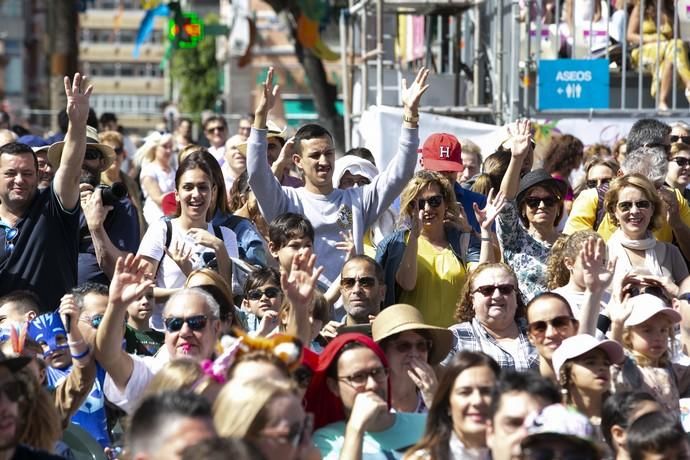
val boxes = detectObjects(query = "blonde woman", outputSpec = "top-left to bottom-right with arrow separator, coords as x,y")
214,379 -> 314,460
136,132 -> 176,225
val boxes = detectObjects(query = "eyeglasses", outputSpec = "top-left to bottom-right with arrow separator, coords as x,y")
392,339 -> 432,354
524,196 -> 560,209
246,287 -> 282,301
206,126 -> 225,134
617,200 -> 651,212
163,315 -> 208,333
84,148 -> 103,160
671,157 -> 690,168
417,195 -> 444,209
473,284 -> 515,297
0,380 -> 25,403
585,178 -> 611,189
340,276 -> 377,289
528,315 -> 575,336
670,135 -> 690,144
81,314 -> 104,329
338,367 -> 388,387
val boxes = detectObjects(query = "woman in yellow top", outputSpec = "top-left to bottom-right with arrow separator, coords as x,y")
375,170 -> 504,327
627,0 -> 690,110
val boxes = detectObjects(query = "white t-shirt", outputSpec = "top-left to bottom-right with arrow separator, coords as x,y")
138,218 -> 239,328
139,162 -> 176,225
103,351 -> 169,414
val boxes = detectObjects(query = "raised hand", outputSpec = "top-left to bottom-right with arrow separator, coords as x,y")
281,249 -> 324,308
581,237 -> 615,293
507,119 -> 533,158
256,310 -> 280,337
255,67 -> 280,122
473,188 -> 507,230
401,67 -> 430,113
334,230 -> 356,261
64,73 -> 93,127
109,254 -> 154,308
445,204 -> 473,233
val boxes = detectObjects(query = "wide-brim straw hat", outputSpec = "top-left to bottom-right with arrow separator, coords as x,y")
237,120 -> 287,155
47,125 -> 116,172
372,303 -> 453,365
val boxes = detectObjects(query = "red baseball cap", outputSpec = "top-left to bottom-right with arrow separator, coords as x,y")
420,133 -> 464,172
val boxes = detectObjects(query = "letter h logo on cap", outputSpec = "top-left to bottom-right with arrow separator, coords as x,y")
419,133 -> 464,173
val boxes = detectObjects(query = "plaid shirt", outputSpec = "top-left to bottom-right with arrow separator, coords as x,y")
445,317 -> 539,371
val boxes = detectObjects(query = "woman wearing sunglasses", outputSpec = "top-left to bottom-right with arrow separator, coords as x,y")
448,263 -> 538,372
371,303 -> 453,413
666,143 -> 690,202
604,173 -> 688,289
376,170 -> 504,328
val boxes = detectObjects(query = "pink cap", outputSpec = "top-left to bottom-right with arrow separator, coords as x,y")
552,334 -> 624,381
624,294 -> 681,327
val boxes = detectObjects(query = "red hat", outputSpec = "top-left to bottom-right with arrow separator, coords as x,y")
420,133 -> 464,172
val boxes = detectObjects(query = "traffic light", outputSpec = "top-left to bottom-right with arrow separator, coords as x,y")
168,2 -> 204,49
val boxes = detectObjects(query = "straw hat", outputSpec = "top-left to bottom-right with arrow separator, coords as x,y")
371,304 -> 453,365
47,125 -> 116,172
237,120 -> 287,155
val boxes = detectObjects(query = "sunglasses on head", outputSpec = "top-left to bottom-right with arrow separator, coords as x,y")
671,135 -> 690,144
671,157 -> 690,168
163,315 -> 208,333
473,284 -> 515,297
84,148 -> 103,161
340,276 -> 377,289
392,339 -> 432,354
585,178 -> 611,189
528,315 -> 575,335
0,380 -> 25,403
617,200 -> 651,212
524,196 -> 559,209
246,287 -> 282,301
626,284 -> 666,299
417,195 -> 443,209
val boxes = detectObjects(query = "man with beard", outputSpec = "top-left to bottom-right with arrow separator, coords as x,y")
51,125 -> 140,284
0,350 -> 64,459
0,74 -> 90,311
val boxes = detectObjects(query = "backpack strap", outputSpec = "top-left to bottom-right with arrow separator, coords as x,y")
155,218 -> 173,279
212,224 -> 224,241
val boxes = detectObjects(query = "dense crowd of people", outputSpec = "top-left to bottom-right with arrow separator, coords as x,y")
0,67 -> 690,459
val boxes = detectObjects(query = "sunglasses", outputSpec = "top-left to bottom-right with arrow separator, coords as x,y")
528,315 -> 575,335
84,148 -> 103,160
670,135 -> 690,144
163,315 -> 208,333
671,157 -> 690,168
524,196 -> 559,209
246,287 -> 282,301
340,276 -> 377,289
206,126 -> 225,134
417,195 -> 443,209
0,224 -> 18,257
82,314 -> 104,329
392,339 -> 432,354
626,284 -> 666,299
0,380 -> 25,403
585,178 -> 611,189
617,200 -> 651,212
473,284 -> 515,297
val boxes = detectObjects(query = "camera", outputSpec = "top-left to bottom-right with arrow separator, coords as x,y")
98,182 -> 127,207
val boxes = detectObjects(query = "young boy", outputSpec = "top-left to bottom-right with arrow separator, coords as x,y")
239,267 -> 284,335
124,294 -> 164,356
267,212 -> 315,273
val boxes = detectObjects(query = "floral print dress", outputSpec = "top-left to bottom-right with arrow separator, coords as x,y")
496,200 -> 552,301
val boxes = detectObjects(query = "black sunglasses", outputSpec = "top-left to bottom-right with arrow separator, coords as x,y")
417,195 -> 443,209
206,126 -> 225,133
473,284 -> 515,296
246,287 -> 282,301
524,196 -> 559,209
84,148 -> 103,160
671,157 -> 690,168
670,135 -> 690,144
392,339 -> 432,354
617,200 -> 651,212
0,380 -> 24,403
163,315 -> 208,333
528,315 -> 575,335
340,276 -> 377,289
626,285 -> 666,299
585,178 -> 611,189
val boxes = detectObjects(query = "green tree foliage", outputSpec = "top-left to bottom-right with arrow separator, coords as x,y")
170,14 -> 220,116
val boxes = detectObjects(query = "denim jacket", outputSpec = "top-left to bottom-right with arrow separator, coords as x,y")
375,227 -> 467,308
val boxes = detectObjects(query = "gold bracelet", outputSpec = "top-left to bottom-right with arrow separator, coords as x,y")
403,113 -> 419,124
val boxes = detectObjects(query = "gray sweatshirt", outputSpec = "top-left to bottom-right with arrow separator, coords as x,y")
247,126 -> 419,285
